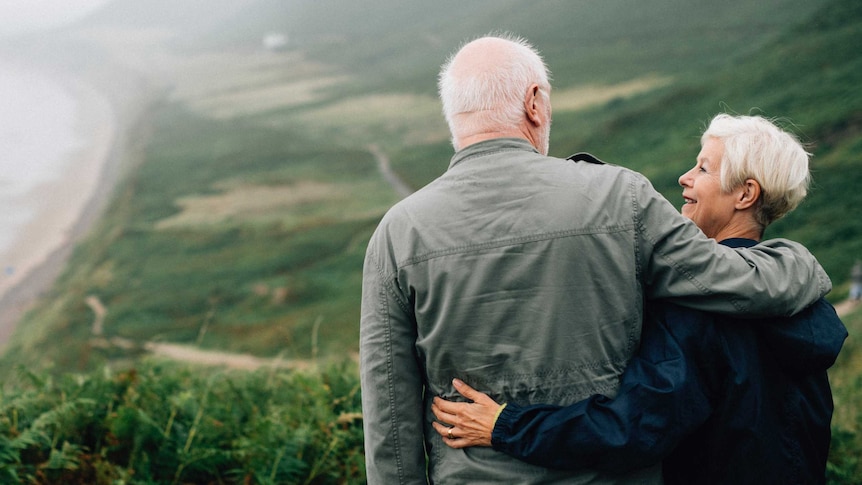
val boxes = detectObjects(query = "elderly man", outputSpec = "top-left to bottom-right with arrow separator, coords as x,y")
360,35 -> 830,484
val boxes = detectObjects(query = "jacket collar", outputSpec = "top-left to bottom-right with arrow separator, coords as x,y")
448,138 -> 539,170
718,238 -> 758,248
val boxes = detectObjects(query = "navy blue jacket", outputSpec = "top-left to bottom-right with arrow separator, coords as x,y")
492,239 -> 847,484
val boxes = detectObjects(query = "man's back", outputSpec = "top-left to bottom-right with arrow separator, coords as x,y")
363,138 -> 663,483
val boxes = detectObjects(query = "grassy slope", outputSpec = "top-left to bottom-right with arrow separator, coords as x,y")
0,0 -> 860,481
1,0 -> 859,374
1,104 -> 390,368
829,302 -> 862,481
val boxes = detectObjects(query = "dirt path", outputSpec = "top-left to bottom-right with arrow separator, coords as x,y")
87,295 -> 314,371
91,334 -> 311,371
835,299 -> 860,318
369,143 -> 414,199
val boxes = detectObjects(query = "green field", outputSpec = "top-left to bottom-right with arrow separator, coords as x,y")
1,0 -> 861,482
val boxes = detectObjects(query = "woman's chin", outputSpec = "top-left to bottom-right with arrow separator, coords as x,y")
680,205 -> 695,220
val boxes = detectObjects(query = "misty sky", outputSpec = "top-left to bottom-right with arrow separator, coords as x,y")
0,0 -> 110,36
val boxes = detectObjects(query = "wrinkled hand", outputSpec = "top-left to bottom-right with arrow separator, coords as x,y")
431,378 -> 502,449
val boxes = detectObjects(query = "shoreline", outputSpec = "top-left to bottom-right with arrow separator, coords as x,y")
0,70 -> 125,351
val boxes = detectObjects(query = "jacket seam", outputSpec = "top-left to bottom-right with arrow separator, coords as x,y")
628,177 -> 645,356
371,253 -> 407,481
437,357 -> 630,391
397,225 -> 635,269
371,248 -> 412,315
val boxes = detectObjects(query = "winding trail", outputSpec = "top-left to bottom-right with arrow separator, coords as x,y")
90,333 -> 313,371
86,295 -> 312,371
835,299 -> 859,318
369,143 -> 414,198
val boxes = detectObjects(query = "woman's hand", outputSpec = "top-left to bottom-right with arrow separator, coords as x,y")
431,378 -> 503,449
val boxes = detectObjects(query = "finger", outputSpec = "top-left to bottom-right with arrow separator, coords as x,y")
431,423 -> 473,449
441,431 -> 480,450
434,396 -> 460,414
431,421 -> 451,438
432,402 -> 458,425
454,378 -> 500,407
433,410 -> 456,427
452,378 -> 479,400
434,395 -> 474,414
432,396 -> 450,412
445,438 -> 472,449
431,398 -> 441,416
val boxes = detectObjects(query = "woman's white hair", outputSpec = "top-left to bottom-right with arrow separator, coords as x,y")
438,34 -> 551,149
703,114 -> 811,227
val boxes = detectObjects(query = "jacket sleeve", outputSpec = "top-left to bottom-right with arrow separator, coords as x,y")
491,308 -> 717,471
631,173 -> 831,316
360,239 -> 428,484
760,298 -> 848,372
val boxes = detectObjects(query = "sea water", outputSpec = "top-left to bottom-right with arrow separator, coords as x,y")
0,59 -> 83,272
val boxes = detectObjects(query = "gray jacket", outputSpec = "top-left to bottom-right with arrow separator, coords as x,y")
360,138 -> 830,484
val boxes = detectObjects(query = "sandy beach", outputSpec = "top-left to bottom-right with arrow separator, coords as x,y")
0,72 -> 119,349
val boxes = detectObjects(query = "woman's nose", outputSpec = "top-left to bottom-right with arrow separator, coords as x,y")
678,168 -> 694,187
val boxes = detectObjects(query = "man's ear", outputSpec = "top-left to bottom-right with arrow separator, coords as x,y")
735,178 -> 761,210
524,83 -> 543,126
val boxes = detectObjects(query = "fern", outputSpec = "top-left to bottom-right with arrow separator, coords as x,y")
1,361 -> 365,484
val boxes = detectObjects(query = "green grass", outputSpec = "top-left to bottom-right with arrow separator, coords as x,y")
0,0 -> 861,481
827,303 -> 862,483
0,362 -> 364,484
2,0 -> 859,380
0,104 -> 393,367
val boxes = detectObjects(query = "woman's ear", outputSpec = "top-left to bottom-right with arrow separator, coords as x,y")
735,178 -> 761,210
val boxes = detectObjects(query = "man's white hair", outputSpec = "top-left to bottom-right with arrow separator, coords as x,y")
438,34 -> 551,149
703,114 -> 811,227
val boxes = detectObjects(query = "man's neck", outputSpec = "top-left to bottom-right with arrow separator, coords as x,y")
457,121 -> 544,152
458,131 -> 529,150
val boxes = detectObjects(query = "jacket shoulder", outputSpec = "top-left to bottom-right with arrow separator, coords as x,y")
566,152 -> 606,165
565,152 -> 657,195
565,152 -> 646,178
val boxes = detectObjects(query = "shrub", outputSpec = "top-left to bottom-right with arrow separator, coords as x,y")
0,362 -> 365,484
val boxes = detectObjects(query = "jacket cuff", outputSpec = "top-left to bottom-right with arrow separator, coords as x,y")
492,402 -> 508,425
491,402 -> 522,450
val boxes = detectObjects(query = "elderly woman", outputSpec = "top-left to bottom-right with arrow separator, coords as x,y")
431,114 -> 847,484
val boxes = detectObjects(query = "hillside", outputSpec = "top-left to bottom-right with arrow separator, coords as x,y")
0,0 -> 860,482
0,0 -> 858,369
